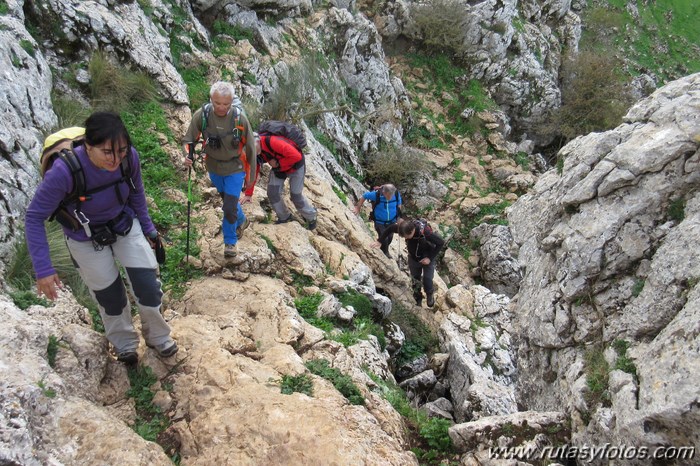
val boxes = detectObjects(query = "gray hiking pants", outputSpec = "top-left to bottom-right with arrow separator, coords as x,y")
66,220 -> 172,353
267,165 -> 317,222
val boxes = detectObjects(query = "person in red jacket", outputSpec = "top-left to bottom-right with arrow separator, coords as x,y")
244,132 -> 317,229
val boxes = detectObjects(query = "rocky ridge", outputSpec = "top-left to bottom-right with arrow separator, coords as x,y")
0,1 -> 698,465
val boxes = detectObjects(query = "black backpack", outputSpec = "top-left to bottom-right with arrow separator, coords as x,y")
258,120 -> 307,152
414,218 -> 432,238
40,128 -> 133,232
368,186 -> 401,222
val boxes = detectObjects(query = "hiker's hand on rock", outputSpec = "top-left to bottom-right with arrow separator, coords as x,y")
240,195 -> 252,205
37,274 -> 62,301
371,241 -> 381,249
420,258 -> 430,265
353,206 -> 361,215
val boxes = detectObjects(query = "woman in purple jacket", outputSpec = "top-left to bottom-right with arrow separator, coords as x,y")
25,112 -> 177,365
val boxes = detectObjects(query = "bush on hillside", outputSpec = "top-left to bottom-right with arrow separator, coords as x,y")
88,50 -> 158,112
540,50 -> 633,143
412,0 -> 471,58
362,144 -> 429,192
261,52 -> 343,121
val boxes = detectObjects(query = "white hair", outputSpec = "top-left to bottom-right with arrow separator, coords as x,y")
382,184 -> 397,196
210,81 -> 236,99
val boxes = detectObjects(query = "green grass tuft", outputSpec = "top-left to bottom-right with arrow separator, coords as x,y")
305,359 -> 364,405
280,374 -> 314,396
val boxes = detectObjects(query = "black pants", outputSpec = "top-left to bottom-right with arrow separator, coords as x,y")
374,221 -> 396,255
408,256 -> 435,300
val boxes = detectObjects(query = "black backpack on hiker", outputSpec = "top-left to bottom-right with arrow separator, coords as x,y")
40,127 -> 133,232
414,218 -> 432,238
258,120 -> 307,152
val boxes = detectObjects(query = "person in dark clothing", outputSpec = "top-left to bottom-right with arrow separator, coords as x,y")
376,218 -> 444,307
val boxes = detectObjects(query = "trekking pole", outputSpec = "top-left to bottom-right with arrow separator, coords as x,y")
185,144 -> 194,269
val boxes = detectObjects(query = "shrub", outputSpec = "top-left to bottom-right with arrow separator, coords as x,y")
363,144 -> 429,192
211,20 -> 254,56
261,51 -> 343,121
336,290 -> 372,318
541,50 -> 632,143
390,303 -> 438,357
412,0 -> 471,58
394,339 -> 426,367
294,293 -> 334,332
88,50 -> 158,112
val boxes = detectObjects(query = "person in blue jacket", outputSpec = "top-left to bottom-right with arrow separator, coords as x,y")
353,184 -> 402,258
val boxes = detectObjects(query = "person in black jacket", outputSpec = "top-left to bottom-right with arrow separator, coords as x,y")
376,218 -> 444,307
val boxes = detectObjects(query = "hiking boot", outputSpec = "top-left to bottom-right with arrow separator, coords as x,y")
413,292 -> 423,307
147,340 -> 179,358
224,244 -> 237,258
236,218 -> 250,239
275,215 -> 293,224
306,218 -> 317,230
117,351 -> 138,366
426,292 -> 435,308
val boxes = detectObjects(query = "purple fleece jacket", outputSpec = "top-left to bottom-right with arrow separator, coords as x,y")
25,145 -> 156,279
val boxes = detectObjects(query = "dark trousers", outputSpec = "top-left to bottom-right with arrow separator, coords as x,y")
408,256 -> 435,300
374,221 -> 395,255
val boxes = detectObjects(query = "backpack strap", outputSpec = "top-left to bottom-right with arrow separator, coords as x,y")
201,103 -> 245,156
201,103 -> 212,132
55,149 -> 86,202
59,149 -> 133,215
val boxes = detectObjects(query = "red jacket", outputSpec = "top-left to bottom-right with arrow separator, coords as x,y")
244,135 -> 304,196
260,135 -> 304,173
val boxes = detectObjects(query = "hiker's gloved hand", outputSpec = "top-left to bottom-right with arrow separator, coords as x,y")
36,274 -> 63,301
146,231 -> 166,264
240,195 -> 253,205
145,230 -> 158,245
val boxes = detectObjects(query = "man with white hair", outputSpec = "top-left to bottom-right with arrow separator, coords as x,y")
354,184 -> 402,257
182,81 -> 255,258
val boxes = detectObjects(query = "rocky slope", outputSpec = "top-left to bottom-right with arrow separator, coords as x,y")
509,72 -> 700,460
1,1 -> 699,465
